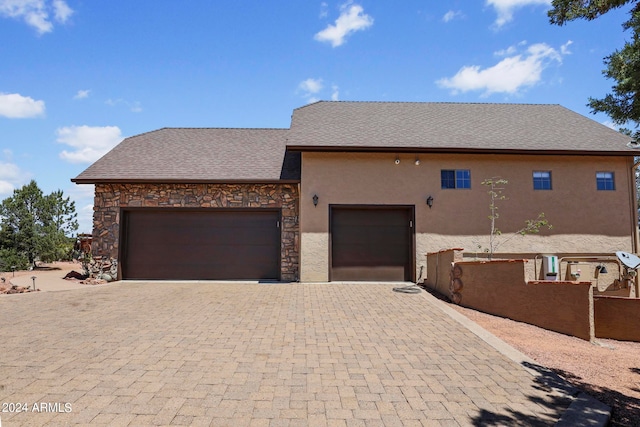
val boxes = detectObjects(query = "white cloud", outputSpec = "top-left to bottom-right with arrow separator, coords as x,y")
129,101 -> 142,113
486,0 -> 550,28
0,180 -> 15,195
298,78 -> 325,104
66,183 -> 95,233
436,41 -> 566,96
298,78 -> 342,103
0,92 -> 45,118
314,3 -> 373,47
77,203 -> 94,233
494,41 -> 527,57
298,77 -> 324,104
443,10 -> 463,23
0,160 -> 29,196
560,40 -> 573,55
56,125 -> 123,164
52,0 -> 71,22
73,89 -> 90,100
105,98 -> 143,113
298,78 -> 323,94
319,2 -> 328,18
0,161 -> 20,181
0,161 -> 22,195
331,85 -> 340,101
0,0 -> 73,34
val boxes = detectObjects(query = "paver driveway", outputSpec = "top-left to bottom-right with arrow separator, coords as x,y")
0,282 -> 576,426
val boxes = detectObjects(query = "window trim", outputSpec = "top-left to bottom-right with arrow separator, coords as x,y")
596,171 -> 615,191
532,171 -> 552,191
441,169 -> 471,190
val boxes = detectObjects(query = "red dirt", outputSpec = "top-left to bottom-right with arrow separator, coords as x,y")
448,302 -> 640,427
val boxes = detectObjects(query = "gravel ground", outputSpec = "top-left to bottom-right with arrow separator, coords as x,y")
447,300 -> 640,427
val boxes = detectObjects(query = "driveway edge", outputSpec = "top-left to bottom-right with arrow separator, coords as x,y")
419,290 -> 611,427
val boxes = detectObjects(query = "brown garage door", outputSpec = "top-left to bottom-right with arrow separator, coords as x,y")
330,206 -> 414,281
121,209 -> 280,280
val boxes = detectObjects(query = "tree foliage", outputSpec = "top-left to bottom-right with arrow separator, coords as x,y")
549,0 -> 640,139
0,180 -> 78,268
481,177 -> 552,259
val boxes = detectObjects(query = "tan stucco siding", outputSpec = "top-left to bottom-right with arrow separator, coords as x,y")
300,152 -> 635,282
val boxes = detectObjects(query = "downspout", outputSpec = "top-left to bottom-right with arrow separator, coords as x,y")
631,157 -> 640,253
628,156 -> 640,296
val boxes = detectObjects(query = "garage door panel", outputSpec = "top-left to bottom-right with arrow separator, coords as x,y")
330,266 -> 406,281
122,210 -> 280,280
140,228 -> 277,248
333,229 -> 407,249
331,207 -> 413,281
332,246 -> 407,266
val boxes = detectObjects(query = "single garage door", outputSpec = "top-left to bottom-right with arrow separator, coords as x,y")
330,206 -> 414,281
121,209 -> 280,280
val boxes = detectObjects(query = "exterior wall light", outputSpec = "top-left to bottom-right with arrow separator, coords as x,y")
426,196 -> 434,208
415,156 -> 420,166
394,156 -> 400,165
595,265 -> 608,275
313,194 -> 319,207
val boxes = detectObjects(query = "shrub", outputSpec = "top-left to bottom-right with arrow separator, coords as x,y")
0,248 -> 29,272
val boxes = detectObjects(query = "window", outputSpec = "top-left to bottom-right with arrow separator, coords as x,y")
441,169 -> 471,189
533,171 -> 552,190
596,172 -> 615,191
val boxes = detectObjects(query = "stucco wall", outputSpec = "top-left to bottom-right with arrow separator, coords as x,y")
425,248 -> 463,296
435,258 -> 594,341
300,152 -> 635,282
594,296 -> 640,342
93,183 -> 299,281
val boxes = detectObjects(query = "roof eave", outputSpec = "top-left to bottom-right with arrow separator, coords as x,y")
285,145 -> 638,156
70,178 -> 301,185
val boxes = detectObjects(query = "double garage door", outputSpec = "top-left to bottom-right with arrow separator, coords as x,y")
121,209 -> 280,280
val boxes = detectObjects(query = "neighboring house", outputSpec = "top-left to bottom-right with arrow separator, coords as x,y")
72,101 -> 638,282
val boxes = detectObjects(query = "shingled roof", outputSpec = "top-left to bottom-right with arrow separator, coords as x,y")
287,101 -> 635,154
73,101 -> 637,184
72,128 -> 298,183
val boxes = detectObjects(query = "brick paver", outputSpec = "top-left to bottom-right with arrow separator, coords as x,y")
0,282 -> 575,426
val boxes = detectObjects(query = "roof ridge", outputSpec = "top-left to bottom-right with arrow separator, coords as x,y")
126,127 -> 168,139
160,127 -> 289,130
292,100 -> 562,111
123,127 -> 289,142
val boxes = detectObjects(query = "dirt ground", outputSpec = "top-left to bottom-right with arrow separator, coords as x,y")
2,261 -> 78,278
0,261 -> 78,289
447,301 -> 640,427
2,263 -> 638,425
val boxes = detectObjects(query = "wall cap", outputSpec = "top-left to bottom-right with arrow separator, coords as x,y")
456,259 -> 528,265
528,280 -> 592,286
425,248 -> 464,256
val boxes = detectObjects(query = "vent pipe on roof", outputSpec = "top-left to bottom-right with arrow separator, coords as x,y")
627,141 -> 640,149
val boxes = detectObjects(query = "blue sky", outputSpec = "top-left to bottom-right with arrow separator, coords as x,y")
0,0 -> 633,233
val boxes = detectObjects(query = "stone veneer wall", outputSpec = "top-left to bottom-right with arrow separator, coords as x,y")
93,183 -> 299,281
